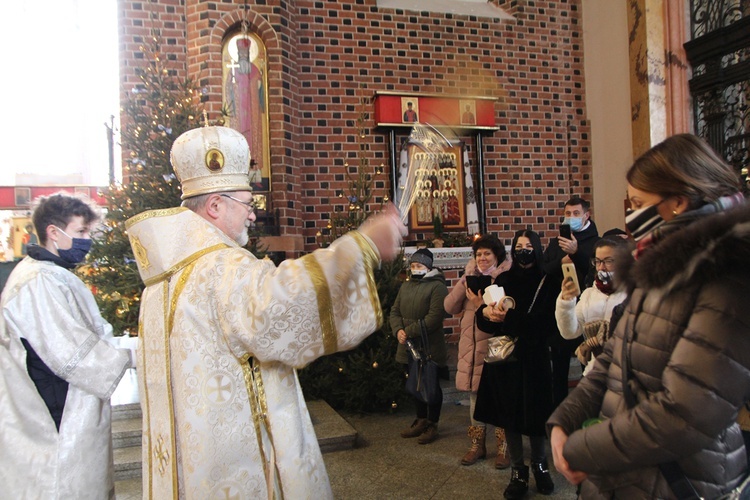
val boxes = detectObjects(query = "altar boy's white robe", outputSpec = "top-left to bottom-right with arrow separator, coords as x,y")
127,207 -> 383,500
0,256 -> 131,499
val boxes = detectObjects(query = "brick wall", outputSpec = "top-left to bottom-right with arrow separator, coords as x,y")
118,0 -> 187,95
118,0 -> 592,251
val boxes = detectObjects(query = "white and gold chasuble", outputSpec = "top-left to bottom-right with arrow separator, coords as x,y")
0,257 -> 131,499
127,208 -> 382,499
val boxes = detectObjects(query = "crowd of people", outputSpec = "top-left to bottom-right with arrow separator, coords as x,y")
1,130 -> 749,499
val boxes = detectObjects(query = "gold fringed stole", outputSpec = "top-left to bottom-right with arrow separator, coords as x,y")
141,243 -> 228,499
349,231 -> 384,330
143,243 -> 230,288
299,255 -> 337,355
297,231 -> 384,356
242,356 -> 284,500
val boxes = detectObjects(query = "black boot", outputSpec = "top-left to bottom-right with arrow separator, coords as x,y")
531,460 -> 555,495
503,465 -> 529,499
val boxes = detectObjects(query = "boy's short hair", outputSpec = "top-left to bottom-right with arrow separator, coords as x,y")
32,193 -> 99,246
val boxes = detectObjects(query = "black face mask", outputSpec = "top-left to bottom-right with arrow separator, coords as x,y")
514,248 -> 535,266
54,227 -> 93,265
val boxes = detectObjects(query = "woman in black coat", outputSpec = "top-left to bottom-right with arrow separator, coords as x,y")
474,229 -> 558,499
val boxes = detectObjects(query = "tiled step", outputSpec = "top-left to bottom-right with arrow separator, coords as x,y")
112,417 -> 142,449
307,399 -> 358,453
113,444 -> 142,481
114,478 -> 141,500
112,402 -> 142,421
111,398 -> 359,482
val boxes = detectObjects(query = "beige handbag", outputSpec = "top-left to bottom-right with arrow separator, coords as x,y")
484,276 -> 546,364
484,335 -> 517,364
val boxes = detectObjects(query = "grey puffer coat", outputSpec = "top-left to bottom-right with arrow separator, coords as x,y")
547,203 -> 750,499
391,269 -> 449,366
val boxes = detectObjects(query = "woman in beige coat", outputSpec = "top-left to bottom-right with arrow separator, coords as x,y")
444,234 -> 511,467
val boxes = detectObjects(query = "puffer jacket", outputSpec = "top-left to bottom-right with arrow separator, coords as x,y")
391,268 -> 449,366
444,258 -> 509,392
547,204 -> 750,498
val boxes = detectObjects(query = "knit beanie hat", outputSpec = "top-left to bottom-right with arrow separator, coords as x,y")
409,248 -> 434,269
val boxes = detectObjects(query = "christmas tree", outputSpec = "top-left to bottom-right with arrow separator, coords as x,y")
84,35 -> 207,334
299,93 -> 409,413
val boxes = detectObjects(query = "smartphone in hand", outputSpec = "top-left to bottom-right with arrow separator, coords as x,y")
559,223 -> 572,240
561,262 -> 581,296
466,275 -> 493,295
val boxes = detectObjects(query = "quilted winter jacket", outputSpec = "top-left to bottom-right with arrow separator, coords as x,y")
391,269 -> 449,366
547,203 -> 750,499
444,259 -> 508,392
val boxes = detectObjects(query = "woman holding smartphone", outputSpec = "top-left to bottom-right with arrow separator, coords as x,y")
445,234 -> 511,467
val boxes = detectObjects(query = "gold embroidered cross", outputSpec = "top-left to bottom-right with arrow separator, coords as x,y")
153,435 -> 170,476
206,374 -> 232,403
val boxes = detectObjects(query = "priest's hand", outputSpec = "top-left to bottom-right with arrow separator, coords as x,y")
359,204 -> 407,261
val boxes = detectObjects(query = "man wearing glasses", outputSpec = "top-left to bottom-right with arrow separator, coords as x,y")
554,237 -> 630,376
126,126 -> 405,499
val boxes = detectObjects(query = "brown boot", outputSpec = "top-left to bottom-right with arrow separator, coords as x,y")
401,418 -> 429,438
461,425 -> 487,465
417,422 -> 439,444
495,428 -> 511,469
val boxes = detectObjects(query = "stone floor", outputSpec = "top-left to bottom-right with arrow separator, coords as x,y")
113,343 -> 582,499
115,398 -> 578,499
323,401 -> 578,499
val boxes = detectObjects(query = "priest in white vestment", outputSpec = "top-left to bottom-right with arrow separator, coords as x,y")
127,126 -> 405,499
0,193 -> 132,499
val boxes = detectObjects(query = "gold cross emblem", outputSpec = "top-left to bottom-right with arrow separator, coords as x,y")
131,235 -> 151,270
206,373 -> 232,404
153,435 -> 170,476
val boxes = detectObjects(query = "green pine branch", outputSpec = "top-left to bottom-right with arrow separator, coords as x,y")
300,89 -> 408,413
83,35 -> 205,335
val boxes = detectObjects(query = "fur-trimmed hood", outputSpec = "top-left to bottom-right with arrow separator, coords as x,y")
620,202 -> 750,295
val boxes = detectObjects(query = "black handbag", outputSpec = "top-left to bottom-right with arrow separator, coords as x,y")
405,320 -> 441,405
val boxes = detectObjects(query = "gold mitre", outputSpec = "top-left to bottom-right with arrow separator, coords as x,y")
170,126 -> 252,200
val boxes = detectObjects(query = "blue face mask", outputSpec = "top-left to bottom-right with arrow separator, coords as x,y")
54,227 -> 92,264
563,216 -> 584,232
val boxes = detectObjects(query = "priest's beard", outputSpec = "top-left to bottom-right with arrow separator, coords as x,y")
235,227 -> 250,247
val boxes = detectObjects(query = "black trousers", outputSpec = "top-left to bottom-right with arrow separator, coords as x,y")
550,342 -> 576,408
415,394 -> 443,423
